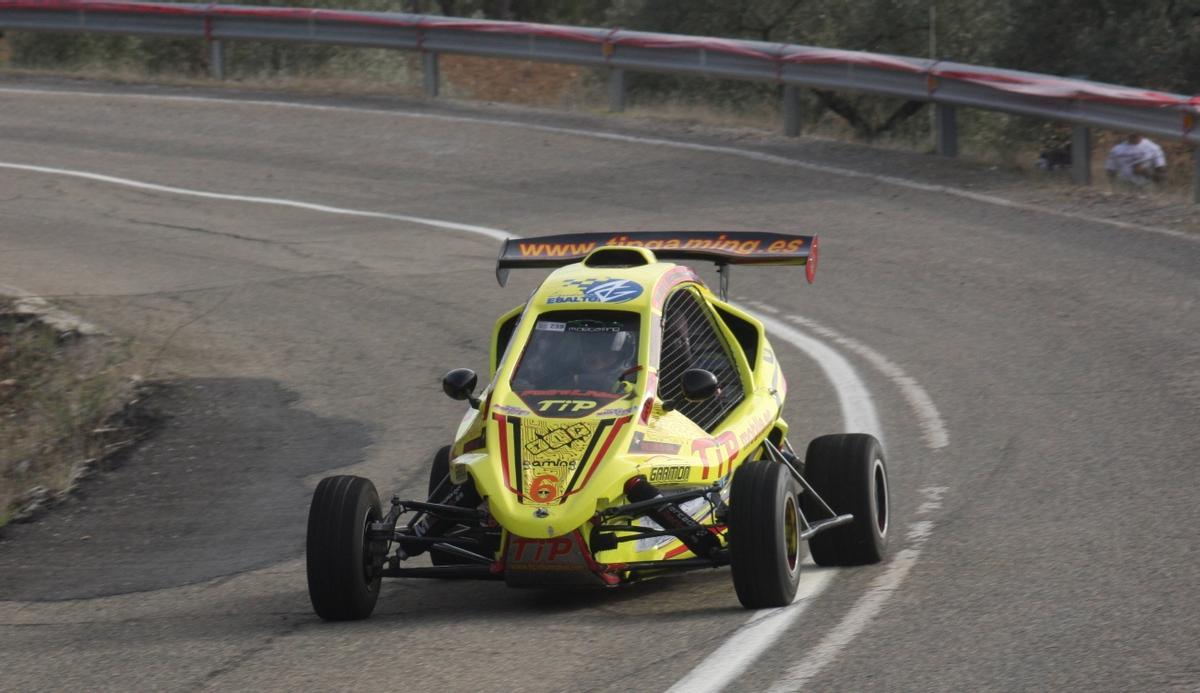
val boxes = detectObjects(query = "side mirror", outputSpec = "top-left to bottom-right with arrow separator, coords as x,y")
442,368 -> 481,409
681,368 -> 720,403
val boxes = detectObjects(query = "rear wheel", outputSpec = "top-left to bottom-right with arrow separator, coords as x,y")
803,433 -> 889,566
426,445 -> 455,566
306,475 -> 383,621
427,444 -> 452,500
729,460 -> 803,608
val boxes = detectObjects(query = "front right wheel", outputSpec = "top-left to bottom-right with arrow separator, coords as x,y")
729,459 -> 803,608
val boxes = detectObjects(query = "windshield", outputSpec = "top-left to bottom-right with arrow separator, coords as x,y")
511,311 -> 641,395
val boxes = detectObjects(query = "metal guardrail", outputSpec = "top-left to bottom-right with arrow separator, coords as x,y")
2,0 -> 1198,202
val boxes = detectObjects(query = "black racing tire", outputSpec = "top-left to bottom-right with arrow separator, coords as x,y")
426,445 -> 455,567
728,460 -> 804,609
802,433 -> 889,567
306,475 -> 383,621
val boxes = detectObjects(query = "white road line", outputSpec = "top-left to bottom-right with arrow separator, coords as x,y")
1,85 -> 1194,243
733,305 -> 953,691
749,312 -> 883,443
752,317 -> 949,692
765,489 -> 943,693
3,157 -> 925,693
745,304 -> 949,450
665,311 -> 882,693
665,567 -> 836,693
0,162 -> 513,242
766,544 -> 924,693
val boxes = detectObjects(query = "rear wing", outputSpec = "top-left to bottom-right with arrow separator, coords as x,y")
496,231 -> 819,297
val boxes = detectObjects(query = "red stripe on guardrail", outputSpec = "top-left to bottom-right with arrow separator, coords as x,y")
781,46 -> 925,74
929,69 -> 1185,108
5,0 -> 198,14
2,0 -> 1196,111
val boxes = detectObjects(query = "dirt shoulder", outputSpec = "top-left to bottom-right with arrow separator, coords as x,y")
0,295 -> 147,527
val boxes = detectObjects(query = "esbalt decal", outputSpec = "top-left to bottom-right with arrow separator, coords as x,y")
548,278 -> 644,304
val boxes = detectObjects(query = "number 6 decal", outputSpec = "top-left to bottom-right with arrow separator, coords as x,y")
530,473 -> 560,503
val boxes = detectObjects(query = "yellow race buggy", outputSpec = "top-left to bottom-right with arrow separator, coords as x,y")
305,231 -> 889,620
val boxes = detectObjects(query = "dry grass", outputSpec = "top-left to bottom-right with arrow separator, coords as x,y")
3,35 -> 1195,220
4,34 -> 1192,193
625,94 -> 782,131
0,297 -> 138,527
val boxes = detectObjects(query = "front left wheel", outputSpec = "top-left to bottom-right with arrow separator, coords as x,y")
306,475 -> 383,621
729,460 -> 803,608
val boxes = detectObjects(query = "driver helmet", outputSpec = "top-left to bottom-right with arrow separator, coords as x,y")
564,320 -> 636,382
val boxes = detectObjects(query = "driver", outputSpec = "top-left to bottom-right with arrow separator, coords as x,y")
566,321 -> 637,392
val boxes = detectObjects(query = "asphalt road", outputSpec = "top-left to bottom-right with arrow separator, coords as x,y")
1,78 -> 1197,692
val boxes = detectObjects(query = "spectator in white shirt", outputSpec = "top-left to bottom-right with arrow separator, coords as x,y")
1105,134 -> 1167,186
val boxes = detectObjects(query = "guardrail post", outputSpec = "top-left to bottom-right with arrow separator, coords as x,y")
935,103 -> 957,157
782,85 -> 801,137
422,52 -> 439,98
1071,124 -> 1091,185
608,68 -> 626,113
208,39 -> 225,81
1193,149 -> 1200,204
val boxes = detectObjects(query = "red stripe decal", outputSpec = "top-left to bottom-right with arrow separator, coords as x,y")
492,413 -> 519,495
563,415 -> 630,498
664,543 -> 691,559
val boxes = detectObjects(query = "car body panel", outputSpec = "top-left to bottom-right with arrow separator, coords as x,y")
449,249 -> 792,567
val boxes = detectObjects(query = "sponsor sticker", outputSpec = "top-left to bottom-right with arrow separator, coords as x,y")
594,405 -> 636,418
492,404 -> 532,417
537,399 -> 598,414
537,321 -> 567,332
649,465 -> 690,484
507,535 -> 587,572
520,420 -> 596,504
517,389 -> 622,418
629,432 -> 683,456
547,278 -> 644,305
523,422 -> 593,459
634,496 -> 715,552
529,473 -> 561,503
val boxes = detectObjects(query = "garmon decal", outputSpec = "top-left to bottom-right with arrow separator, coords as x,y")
517,389 -> 623,419
648,465 -> 690,484
547,278 -> 644,305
